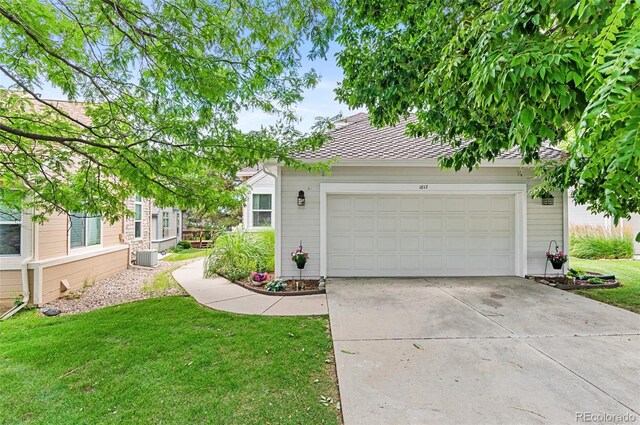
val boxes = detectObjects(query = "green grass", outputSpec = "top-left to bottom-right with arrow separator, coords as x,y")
162,248 -> 209,262
571,258 -> 640,313
0,298 -> 340,424
569,225 -> 634,259
142,265 -> 182,293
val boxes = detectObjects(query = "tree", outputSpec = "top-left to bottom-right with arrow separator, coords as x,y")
336,0 -> 640,236
0,0 -> 336,222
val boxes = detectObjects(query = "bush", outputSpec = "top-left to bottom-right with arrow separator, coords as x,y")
177,240 -> 192,250
204,229 -> 275,281
570,225 -> 634,259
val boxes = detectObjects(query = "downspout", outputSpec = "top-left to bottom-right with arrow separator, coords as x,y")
1,210 -> 35,320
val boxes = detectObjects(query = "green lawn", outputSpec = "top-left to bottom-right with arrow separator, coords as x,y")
571,258 -> 640,313
162,248 -> 208,262
0,298 -> 340,424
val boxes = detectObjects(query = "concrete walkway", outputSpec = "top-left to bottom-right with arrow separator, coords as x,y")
327,277 -> 640,425
172,259 -> 328,316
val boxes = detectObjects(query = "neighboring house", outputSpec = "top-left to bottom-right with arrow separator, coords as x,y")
568,197 -> 640,259
0,194 -> 153,311
151,204 -> 182,251
244,113 -> 568,279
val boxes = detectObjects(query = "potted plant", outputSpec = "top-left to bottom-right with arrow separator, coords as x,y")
291,246 -> 309,270
546,250 -> 568,269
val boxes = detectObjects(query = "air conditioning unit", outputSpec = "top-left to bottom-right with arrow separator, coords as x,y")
136,249 -> 158,267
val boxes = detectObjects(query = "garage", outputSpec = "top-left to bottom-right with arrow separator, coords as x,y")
327,194 -> 516,277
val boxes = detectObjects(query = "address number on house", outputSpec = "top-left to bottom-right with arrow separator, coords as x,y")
418,185 -> 429,190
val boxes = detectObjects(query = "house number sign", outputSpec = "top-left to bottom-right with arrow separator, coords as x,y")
419,185 -> 429,190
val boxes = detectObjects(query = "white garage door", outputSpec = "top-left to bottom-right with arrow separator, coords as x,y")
327,194 -> 516,277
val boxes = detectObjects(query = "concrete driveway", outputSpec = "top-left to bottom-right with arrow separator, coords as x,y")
327,277 -> 640,425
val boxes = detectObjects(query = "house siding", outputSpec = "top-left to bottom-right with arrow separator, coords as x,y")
39,248 -> 129,304
0,269 -> 23,309
279,166 -> 564,278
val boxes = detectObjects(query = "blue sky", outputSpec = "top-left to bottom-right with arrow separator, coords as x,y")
0,43 -> 364,133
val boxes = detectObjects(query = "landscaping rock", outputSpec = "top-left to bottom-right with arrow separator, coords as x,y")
42,308 -> 61,317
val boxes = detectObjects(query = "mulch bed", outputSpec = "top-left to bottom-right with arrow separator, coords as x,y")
234,278 -> 325,296
531,272 -> 620,290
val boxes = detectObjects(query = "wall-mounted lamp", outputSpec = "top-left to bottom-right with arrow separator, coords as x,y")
541,193 -> 554,206
297,190 -> 305,206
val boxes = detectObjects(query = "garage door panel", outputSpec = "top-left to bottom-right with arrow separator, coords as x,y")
446,217 -> 466,232
353,216 -> 375,232
400,236 -> 421,252
377,236 -> 397,251
354,236 -> 375,251
445,197 -> 466,212
423,217 -> 444,231
377,216 -> 397,232
353,197 -> 375,212
400,216 -> 420,231
331,216 -> 352,232
328,194 -> 515,277
422,235 -> 444,251
423,198 -> 443,212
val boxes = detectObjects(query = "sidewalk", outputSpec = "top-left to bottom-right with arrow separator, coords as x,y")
172,259 -> 328,316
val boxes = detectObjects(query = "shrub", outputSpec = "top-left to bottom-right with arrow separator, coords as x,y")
569,225 -> 634,259
177,240 -> 192,250
204,228 -> 275,281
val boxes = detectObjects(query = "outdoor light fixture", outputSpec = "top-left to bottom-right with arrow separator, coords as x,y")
297,190 -> 305,206
541,193 -> 554,206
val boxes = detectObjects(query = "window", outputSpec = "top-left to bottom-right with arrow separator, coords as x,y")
175,212 -> 180,238
162,212 -> 170,238
0,205 -> 21,255
252,194 -> 272,227
70,213 -> 101,249
134,195 -> 143,239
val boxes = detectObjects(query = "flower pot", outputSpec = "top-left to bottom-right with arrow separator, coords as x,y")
551,261 -> 563,270
296,261 -> 306,270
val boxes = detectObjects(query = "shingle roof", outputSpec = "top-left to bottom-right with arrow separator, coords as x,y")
296,113 -> 564,161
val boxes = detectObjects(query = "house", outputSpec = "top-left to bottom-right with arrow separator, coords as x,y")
0,193 -> 153,314
244,113 -> 568,279
241,167 -> 275,230
0,95 -> 177,314
151,204 -> 183,251
568,198 -> 640,259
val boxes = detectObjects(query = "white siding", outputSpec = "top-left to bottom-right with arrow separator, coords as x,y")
279,166 -> 564,278
243,171 -> 275,230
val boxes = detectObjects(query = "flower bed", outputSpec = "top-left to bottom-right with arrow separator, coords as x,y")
530,271 -> 620,290
233,274 -> 325,296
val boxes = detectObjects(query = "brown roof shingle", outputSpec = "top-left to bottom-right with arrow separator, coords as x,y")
296,114 -> 564,161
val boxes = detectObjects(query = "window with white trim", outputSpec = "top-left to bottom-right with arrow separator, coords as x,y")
0,205 -> 21,255
252,194 -> 272,227
162,212 -> 170,238
134,195 -> 143,239
70,213 -> 102,249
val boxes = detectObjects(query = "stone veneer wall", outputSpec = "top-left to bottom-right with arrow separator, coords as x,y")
123,197 -> 152,263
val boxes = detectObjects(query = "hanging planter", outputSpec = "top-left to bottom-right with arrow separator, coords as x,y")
291,241 -> 309,282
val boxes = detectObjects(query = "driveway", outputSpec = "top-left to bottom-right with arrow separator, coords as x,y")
327,277 -> 640,425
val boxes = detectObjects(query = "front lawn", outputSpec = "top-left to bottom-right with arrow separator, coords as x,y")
0,298 -> 340,424
571,258 -> 640,313
162,248 -> 208,262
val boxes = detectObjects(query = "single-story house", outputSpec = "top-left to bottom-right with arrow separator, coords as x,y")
569,198 -> 640,259
243,113 -> 568,279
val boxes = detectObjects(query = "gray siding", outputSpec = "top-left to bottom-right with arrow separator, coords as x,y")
279,166 -> 564,278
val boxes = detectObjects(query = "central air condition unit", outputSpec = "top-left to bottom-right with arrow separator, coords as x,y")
136,249 -> 158,267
